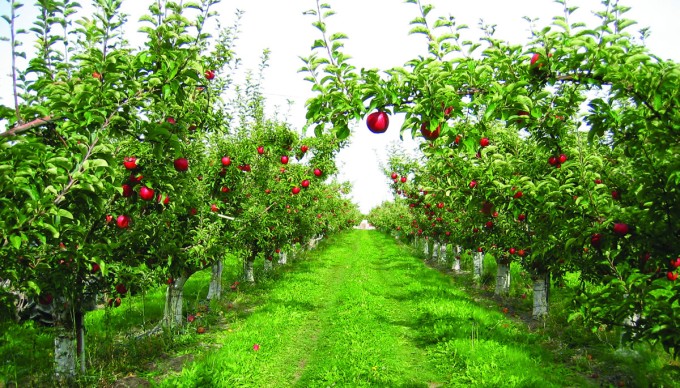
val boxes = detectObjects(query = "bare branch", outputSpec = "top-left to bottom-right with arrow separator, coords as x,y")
1,117 -> 53,138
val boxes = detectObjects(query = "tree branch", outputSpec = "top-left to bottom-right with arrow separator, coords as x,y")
1,116 -> 54,137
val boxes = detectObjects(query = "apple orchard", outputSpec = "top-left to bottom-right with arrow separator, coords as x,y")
1,0 -> 680,383
302,0 -> 680,357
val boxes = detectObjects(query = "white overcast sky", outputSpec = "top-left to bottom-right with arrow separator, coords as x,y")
2,1 -> 679,214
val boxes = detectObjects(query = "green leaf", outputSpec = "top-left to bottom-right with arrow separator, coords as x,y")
10,235 -> 22,249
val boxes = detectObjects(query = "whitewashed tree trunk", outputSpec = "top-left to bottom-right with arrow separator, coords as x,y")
439,243 -> 447,264
431,241 -> 439,262
206,260 -> 223,301
532,272 -> 550,320
423,239 -> 430,257
53,296 -> 76,382
244,256 -> 255,283
452,246 -> 461,272
621,293 -> 641,346
473,251 -> 484,281
414,236 -> 419,251
495,262 -> 511,296
264,257 -> 273,271
278,251 -> 287,265
54,329 -> 76,382
163,275 -> 188,327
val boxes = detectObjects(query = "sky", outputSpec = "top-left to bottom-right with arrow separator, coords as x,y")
2,0 -> 679,214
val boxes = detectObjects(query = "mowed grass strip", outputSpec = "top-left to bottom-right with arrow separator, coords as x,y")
162,230 -> 591,387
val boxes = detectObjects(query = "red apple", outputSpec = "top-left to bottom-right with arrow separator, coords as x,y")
281,155 -> 289,164
548,156 -> 557,166
400,176 -> 407,183
667,272 -> 678,281
670,258 -> 680,268
205,70 -> 215,80
530,53 -> 541,66
113,297 -> 122,307
590,233 -> 602,247
611,190 -> 620,200
437,202 -> 444,209
366,111 -> 389,133
105,214 -> 113,223
221,156 -> 231,166
612,223 -> 629,236
479,137 -> 490,147
530,52 -> 551,68
123,157 -> 137,170
420,122 -> 441,141
513,191 -> 523,199
391,172 -> 398,180
485,221 -> 494,229
122,184 -> 134,197
454,134 -> 462,144
558,154 -> 568,163
189,208 -> 198,216
518,214 -> 526,222
314,168 -> 322,177
174,157 -> 189,172
257,146 -> 264,155
166,117 -> 176,124
210,204 -> 219,212
221,186 -> 230,193
92,71 -> 102,80
300,145 -> 309,153
139,186 -> 155,201
469,180 -> 477,189
301,179 -> 310,188
518,249 -> 526,257
187,314 -> 195,323
509,248 -> 516,255
477,247 -> 483,253
265,188 -> 271,194
292,186 -> 301,195
116,215 -> 130,229
115,283 -> 127,295
128,174 -> 143,184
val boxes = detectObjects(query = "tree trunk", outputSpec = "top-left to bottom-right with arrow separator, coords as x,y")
431,241 -> 439,262
532,271 -> 550,320
54,328 -> 76,383
264,257 -> 273,272
452,246 -> 461,272
278,251 -> 287,265
473,251 -> 484,281
423,238 -> 429,258
244,253 -> 255,283
53,298 -> 76,382
75,309 -> 85,373
495,262 -> 511,296
439,243 -> 447,264
206,260 -> 223,301
163,275 -> 188,328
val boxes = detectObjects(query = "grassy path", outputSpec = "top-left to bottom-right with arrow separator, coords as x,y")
162,230 -> 590,387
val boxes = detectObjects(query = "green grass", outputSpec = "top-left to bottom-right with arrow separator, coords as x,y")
2,231 -> 679,387
161,230 -> 592,387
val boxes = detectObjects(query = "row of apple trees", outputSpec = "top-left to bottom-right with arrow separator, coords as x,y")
0,0 -> 358,381
301,0 -> 680,355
